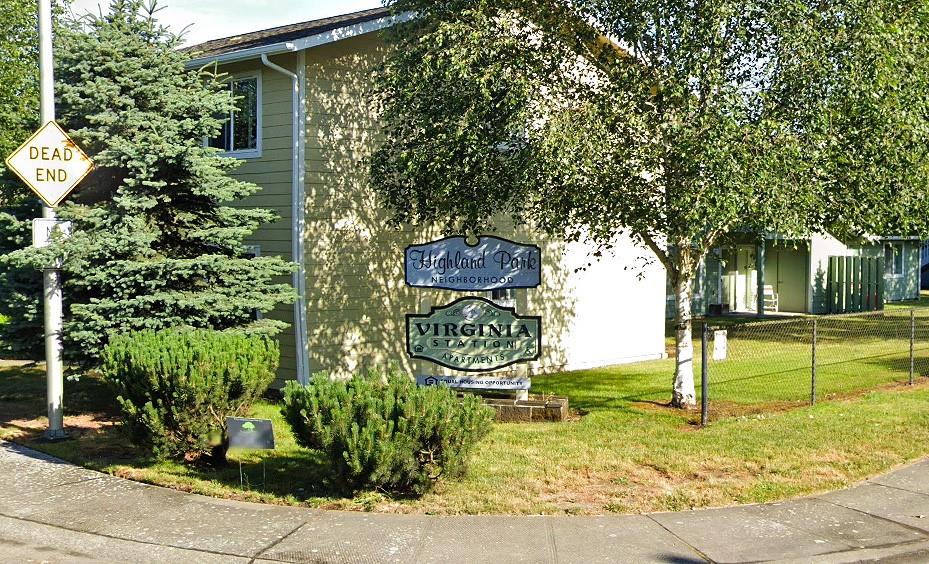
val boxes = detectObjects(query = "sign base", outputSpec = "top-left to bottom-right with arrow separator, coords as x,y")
417,374 -> 530,400
41,428 -> 69,441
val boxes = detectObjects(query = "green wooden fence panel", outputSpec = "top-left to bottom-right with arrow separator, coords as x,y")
876,257 -> 885,309
853,257 -> 862,311
835,256 -> 843,313
864,258 -> 873,311
837,256 -> 846,313
861,257 -> 867,312
827,255 -> 890,313
844,256 -> 854,314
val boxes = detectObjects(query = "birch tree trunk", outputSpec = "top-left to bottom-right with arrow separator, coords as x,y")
672,275 -> 697,409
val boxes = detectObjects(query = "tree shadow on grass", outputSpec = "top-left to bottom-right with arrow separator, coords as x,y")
0,365 -> 366,505
0,364 -> 115,419
528,368 -> 709,429
12,407 -> 369,505
117,434 -> 432,508
161,447 -> 338,502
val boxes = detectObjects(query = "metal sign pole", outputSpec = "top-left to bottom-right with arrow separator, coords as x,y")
38,0 -> 66,440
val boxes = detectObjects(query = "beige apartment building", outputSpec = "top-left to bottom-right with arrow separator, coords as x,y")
186,7 -> 667,385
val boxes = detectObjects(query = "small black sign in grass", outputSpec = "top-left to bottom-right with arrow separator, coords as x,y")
226,417 -> 275,450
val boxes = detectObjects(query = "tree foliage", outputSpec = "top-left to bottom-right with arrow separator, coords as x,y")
0,0 -> 40,170
282,370 -> 494,495
0,0 -> 50,358
102,329 -> 279,463
372,0 -> 929,407
8,0 -> 295,371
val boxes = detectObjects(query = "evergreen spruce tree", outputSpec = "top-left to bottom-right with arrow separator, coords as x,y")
0,0 -> 46,359
0,198 -> 42,359
10,0 -> 295,371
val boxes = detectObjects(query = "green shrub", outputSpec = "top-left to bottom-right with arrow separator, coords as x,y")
282,370 -> 494,495
101,329 -> 279,464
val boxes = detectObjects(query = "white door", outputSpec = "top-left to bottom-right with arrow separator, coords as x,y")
733,247 -> 757,311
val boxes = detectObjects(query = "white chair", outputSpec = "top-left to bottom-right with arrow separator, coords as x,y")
763,284 -> 779,313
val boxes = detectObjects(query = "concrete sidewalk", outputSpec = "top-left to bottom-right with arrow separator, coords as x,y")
3,441 -> 929,563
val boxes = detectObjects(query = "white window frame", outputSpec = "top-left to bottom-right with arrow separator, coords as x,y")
885,242 -> 905,278
489,288 -> 518,309
209,71 -> 263,160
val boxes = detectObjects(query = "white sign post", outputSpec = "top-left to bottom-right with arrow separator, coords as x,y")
1,0 -> 92,440
713,330 -> 728,361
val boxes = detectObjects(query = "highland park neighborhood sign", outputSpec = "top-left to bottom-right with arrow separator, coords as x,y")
5,121 -> 93,208
405,236 -> 541,291
406,297 -> 542,372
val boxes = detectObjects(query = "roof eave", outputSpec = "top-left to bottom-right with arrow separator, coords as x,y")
291,12 -> 412,51
184,11 -> 413,69
186,41 -> 297,68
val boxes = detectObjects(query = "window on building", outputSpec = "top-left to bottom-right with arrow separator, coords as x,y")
885,243 -> 904,277
209,75 -> 260,157
490,288 -> 517,309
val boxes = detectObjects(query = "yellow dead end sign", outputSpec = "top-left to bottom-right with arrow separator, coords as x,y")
4,121 -> 93,208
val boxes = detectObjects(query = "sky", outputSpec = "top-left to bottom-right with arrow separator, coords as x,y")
69,0 -> 384,46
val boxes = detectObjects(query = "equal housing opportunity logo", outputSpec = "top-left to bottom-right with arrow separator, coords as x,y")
416,375 -> 531,390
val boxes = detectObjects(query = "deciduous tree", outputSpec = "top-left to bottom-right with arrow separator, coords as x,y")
0,0 -> 48,358
371,0 -> 929,408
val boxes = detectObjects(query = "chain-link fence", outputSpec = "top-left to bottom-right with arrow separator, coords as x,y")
700,309 -> 929,424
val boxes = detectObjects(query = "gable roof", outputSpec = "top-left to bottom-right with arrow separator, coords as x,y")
184,7 -> 397,66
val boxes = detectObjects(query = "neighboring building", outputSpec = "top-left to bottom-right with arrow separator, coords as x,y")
185,8 -> 667,385
921,241 -> 929,290
668,233 -> 921,318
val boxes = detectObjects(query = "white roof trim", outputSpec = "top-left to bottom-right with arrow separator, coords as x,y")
292,12 -> 412,51
185,12 -> 412,69
858,233 -> 921,243
187,42 -> 296,68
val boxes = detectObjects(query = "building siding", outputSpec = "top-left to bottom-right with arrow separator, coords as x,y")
806,234 -> 846,314
670,234 -> 920,318
216,33 -> 666,385
860,241 -> 921,302
301,33 -> 665,380
220,56 -> 299,386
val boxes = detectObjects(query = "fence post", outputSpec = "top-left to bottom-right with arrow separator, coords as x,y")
910,309 -> 916,386
811,318 -> 818,405
701,322 -> 709,427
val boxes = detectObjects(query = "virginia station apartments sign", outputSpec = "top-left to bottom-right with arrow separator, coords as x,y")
405,235 -> 541,291
406,297 -> 541,372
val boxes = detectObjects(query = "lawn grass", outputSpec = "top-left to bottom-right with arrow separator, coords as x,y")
664,298 -> 929,406
3,350 -> 929,515
705,311 -> 929,405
